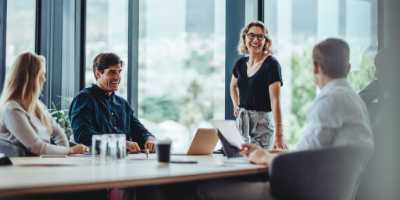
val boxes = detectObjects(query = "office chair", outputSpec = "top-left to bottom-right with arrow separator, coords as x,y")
0,139 -> 25,157
269,145 -> 373,200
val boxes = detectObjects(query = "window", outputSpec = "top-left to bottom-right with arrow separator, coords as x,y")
85,0 -> 128,99
264,0 -> 378,148
5,0 -> 36,76
138,0 -> 226,151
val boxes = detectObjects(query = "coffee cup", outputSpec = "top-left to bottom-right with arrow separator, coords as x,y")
156,140 -> 172,162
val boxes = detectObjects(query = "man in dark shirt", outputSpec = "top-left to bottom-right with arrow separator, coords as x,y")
69,53 -> 156,152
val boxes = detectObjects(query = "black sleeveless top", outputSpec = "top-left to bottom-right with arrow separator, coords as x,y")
233,56 -> 283,112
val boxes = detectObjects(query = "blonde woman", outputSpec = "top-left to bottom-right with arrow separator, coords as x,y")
231,21 -> 288,150
0,52 -> 88,155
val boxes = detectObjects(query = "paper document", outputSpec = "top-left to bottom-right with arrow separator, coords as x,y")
212,120 -> 245,148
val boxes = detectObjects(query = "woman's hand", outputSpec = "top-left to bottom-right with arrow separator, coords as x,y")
234,105 -> 240,118
273,128 -> 289,150
68,144 -> 89,155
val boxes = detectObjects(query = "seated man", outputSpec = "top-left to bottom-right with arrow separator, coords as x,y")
196,38 -> 374,200
241,38 -> 373,164
69,53 -> 156,152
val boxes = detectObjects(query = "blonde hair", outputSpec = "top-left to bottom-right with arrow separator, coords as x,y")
0,52 -> 52,134
237,21 -> 274,55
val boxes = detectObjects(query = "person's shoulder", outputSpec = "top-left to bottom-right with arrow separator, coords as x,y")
74,87 -> 94,100
3,101 -> 24,111
2,101 -> 27,116
235,56 -> 248,66
268,55 -> 278,62
266,55 -> 280,66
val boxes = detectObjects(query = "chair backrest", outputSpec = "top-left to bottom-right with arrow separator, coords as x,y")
0,139 -> 26,157
269,145 -> 373,200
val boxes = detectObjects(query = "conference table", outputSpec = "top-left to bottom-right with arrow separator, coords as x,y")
0,154 -> 268,198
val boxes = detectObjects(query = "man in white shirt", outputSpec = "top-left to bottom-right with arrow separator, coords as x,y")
240,38 -> 373,165
196,38 -> 374,200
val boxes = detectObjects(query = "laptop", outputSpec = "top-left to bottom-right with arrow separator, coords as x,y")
171,128 -> 219,155
212,120 -> 249,163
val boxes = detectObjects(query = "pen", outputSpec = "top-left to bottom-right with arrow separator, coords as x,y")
146,149 -> 149,159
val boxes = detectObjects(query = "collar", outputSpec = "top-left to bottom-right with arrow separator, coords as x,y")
90,83 -> 115,99
317,78 -> 349,99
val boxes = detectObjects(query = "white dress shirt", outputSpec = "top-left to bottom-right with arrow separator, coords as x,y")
296,78 -> 374,151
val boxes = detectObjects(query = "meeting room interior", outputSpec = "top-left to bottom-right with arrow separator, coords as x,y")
0,0 -> 400,200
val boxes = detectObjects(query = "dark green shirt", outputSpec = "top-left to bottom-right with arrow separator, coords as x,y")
69,84 -> 153,147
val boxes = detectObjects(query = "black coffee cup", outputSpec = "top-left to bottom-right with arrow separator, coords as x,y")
156,140 -> 172,162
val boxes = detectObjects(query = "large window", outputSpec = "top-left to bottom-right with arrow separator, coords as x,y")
138,0 -> 226,151
85,0 -> 128,99
264,0 -> 378,148
5,0 -> 36,76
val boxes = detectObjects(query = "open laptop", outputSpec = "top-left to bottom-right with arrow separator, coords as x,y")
212,120 -> 249,163
171,128 -> 219,155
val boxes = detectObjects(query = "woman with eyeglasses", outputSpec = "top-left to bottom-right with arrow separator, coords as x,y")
231,21 -> 288,150
0,52 -> 89,155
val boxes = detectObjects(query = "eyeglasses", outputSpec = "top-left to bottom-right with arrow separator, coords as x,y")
246,33 -> 266,41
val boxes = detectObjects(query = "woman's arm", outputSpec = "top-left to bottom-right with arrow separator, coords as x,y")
230,75 -> 240,118
49,114 -> 70,148
3,108 -> 69,155
269,81 -> 289,150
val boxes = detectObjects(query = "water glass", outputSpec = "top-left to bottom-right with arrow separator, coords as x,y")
106,134 -> 117,162
92,135 -> 106,164
116,134 -> 126,160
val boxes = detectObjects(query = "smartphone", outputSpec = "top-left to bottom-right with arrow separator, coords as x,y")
40,155 -> 68,158
170,160 -> 198,164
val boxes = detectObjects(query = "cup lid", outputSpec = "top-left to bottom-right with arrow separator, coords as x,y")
156,139 -> 172,144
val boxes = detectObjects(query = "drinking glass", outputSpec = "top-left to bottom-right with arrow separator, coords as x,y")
106,134 -> 117,162
92,134 -> 106,164
116,134 -> 126,160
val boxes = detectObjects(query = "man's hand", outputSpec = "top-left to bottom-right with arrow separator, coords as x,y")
144,137 -> 156,153
126,141 -> 140,154
240,143 -> 270,166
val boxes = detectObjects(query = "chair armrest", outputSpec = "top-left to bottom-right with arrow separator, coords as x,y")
0,139 -> 26,157
269,145 -> 373,200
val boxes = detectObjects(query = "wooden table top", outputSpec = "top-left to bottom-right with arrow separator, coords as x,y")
0,154 -> 268,198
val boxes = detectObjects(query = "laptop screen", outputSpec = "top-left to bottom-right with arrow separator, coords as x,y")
217,130 -> 244,158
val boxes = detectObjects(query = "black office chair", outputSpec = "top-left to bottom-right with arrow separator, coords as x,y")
269,145 -> 373,200
0,139 -> 26,157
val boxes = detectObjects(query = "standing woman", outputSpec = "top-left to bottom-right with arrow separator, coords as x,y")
0,52 -> 88,155
231,21 -> 288,150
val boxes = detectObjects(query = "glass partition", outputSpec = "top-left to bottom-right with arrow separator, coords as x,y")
85,0 -> 128,99
5,0 -> 36,76
138,0 -> 226,151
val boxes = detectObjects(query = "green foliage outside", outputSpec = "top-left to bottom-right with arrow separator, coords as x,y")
286,50 -> 316,149
48,96 -> 73,139
347,53 -> 376,93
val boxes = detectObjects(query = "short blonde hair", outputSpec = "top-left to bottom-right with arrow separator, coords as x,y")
237,21 -> 273,55
0,52 -> 52,134
313,38 -> 350,78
